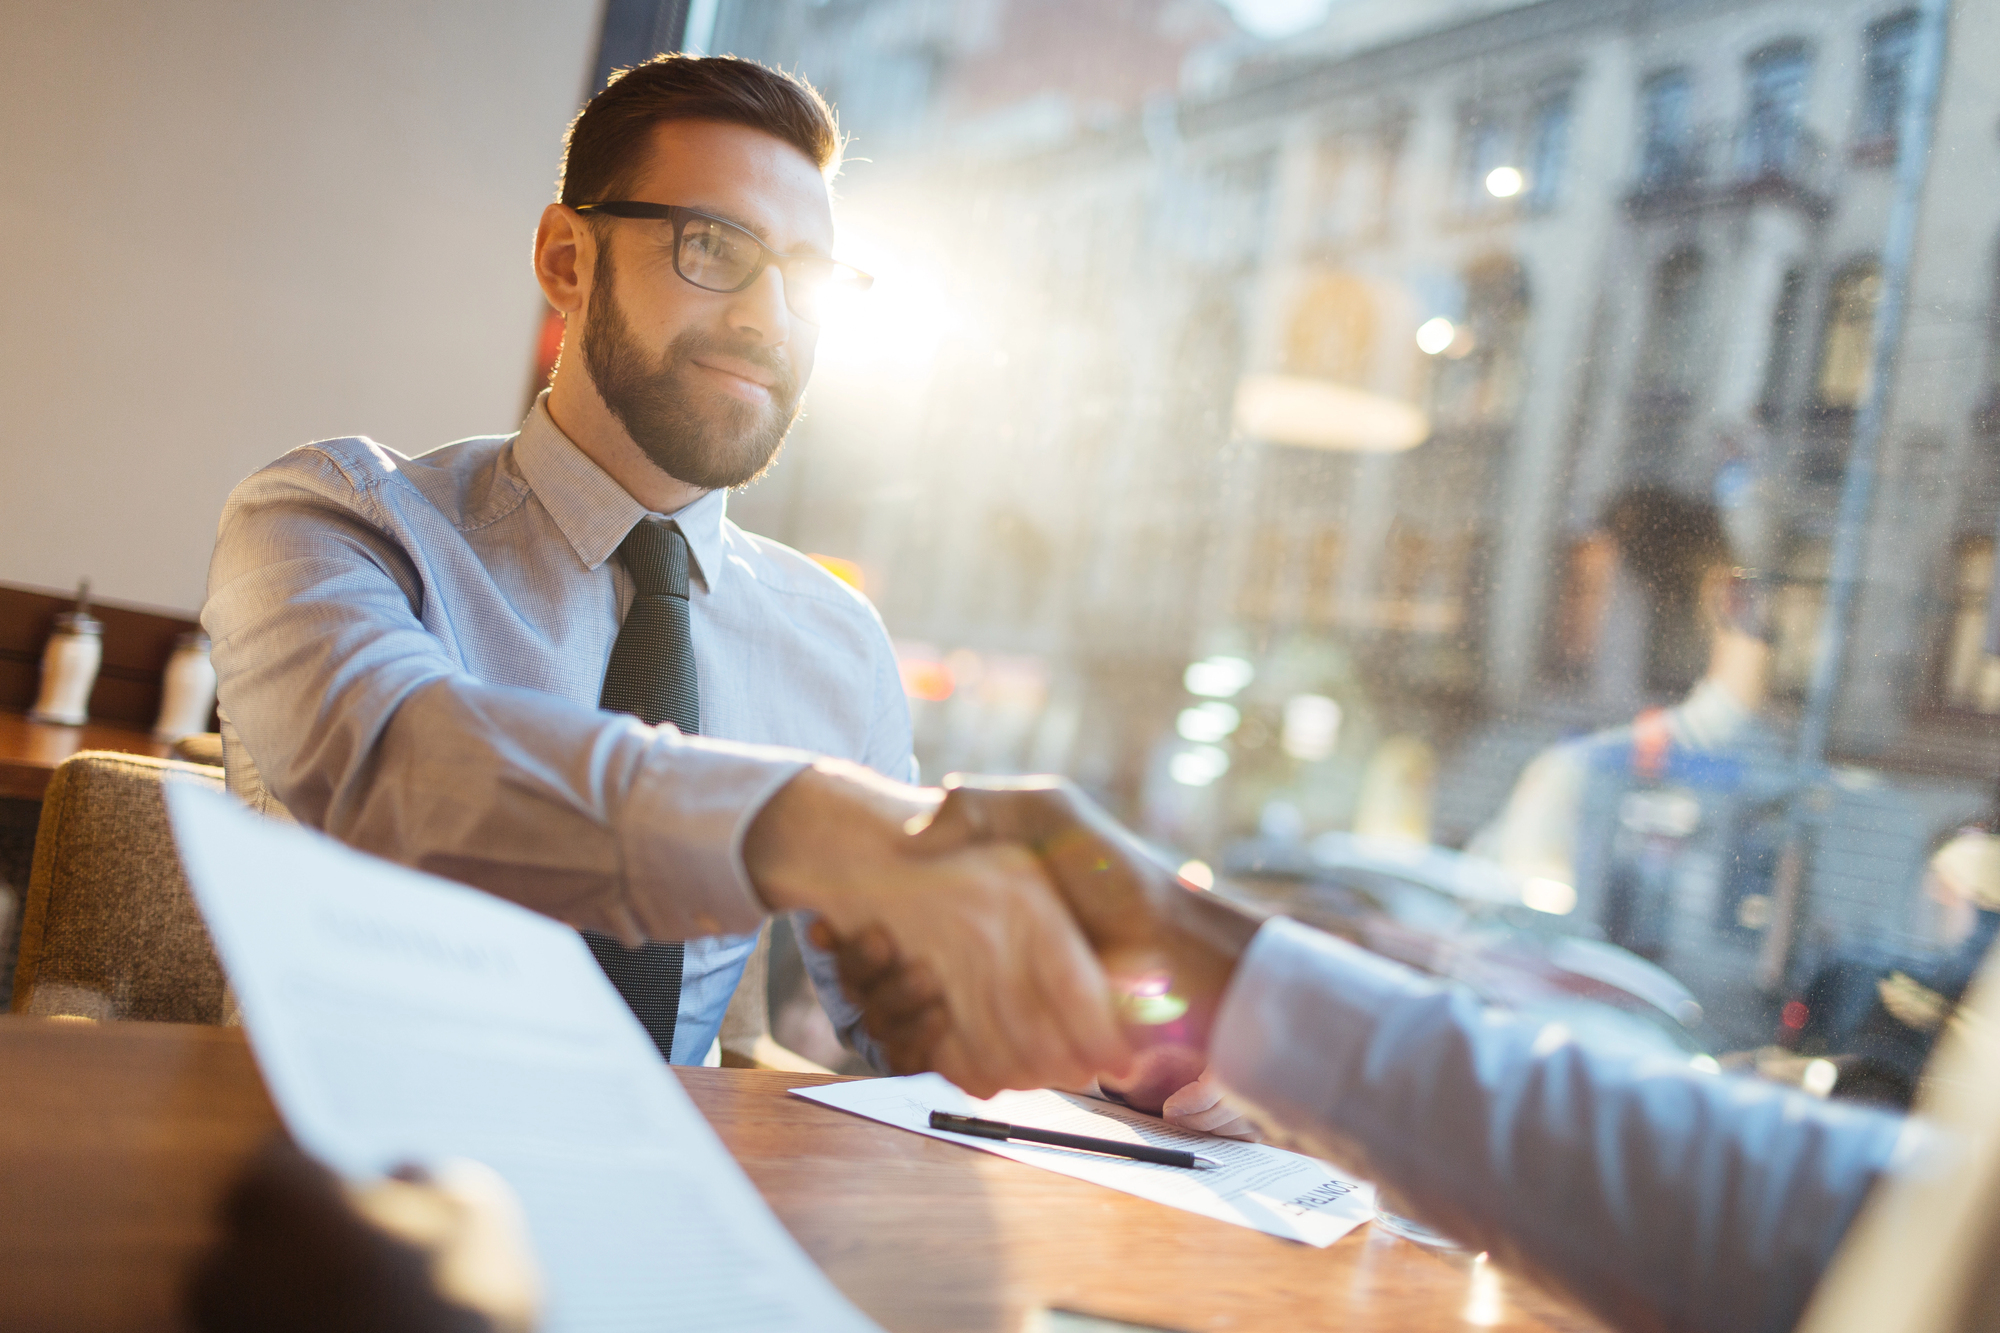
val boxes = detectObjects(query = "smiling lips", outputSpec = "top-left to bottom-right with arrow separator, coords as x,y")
691,355 -> 778,402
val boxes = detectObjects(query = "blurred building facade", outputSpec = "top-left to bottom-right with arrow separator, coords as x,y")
711,0 -> 2000,856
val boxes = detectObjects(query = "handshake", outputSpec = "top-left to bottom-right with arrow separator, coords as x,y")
742,763 -> 1266,1133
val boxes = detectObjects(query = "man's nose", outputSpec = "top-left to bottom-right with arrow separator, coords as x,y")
723,264 -> 792,346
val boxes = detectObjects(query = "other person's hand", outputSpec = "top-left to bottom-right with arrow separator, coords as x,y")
1156,1066 -> 1264,1141
746,761 -> 1135,1097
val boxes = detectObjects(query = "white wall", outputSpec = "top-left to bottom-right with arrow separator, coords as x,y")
0,1 -> 600,610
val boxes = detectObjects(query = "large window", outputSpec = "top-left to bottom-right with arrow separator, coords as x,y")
706,0 -> 1998,1093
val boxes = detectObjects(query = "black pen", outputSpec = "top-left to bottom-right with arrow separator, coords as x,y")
929,1110 -> 1219,1170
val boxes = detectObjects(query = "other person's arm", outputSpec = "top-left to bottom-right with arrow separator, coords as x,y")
825,779 -> 1911,1333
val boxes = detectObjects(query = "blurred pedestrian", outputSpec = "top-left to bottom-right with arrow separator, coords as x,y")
1468,486 -> 1773,954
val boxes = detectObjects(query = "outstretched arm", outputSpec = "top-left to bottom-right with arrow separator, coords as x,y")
820,777 -> 1910,1333
1215,919 -> 1905,1333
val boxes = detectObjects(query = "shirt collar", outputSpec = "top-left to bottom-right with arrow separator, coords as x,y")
513,393 -> 727,592
1672,676 -> 1754,750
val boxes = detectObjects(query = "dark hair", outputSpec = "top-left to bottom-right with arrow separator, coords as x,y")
558,54 -> 843,207
1600,484 -> 1734,607
1600,484 -> 1737,692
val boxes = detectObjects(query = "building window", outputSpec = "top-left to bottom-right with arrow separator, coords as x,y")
1759,266 -> 1806,423
1432,256 -> 1530,426
1857,11 -> 1920,157
1977,235 -> 2000,439
1456,116 -> 1511,213
1740,43 -> 1812,180
1526,94 -> 1572,210
1624,249 -> 1707,480
1942,538 -> 2000,713
1816,260 -> 1882,409
1638,69 -> 1694,187
1638,248 -> 1707,388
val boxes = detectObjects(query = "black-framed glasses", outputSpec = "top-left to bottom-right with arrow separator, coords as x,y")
573,201 -> 873,324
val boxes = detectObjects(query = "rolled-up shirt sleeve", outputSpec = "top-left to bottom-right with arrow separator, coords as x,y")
203,449 -> 808,943
1211,918 -> 1912,1333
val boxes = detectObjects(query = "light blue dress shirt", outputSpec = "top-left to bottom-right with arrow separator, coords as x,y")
1213,918 -> 1914,1333
204,395 -> 914,1064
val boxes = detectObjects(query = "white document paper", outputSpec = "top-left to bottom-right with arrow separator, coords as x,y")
166,784 -> 881,1333
792,1073 -> 1375,1247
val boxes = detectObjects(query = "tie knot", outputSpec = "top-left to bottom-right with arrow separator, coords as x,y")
619,519 -> 689,598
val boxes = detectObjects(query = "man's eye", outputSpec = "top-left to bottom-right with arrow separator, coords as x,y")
687,230 -> 739,260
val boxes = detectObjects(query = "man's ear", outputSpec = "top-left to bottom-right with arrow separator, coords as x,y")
533,204 -> 593,316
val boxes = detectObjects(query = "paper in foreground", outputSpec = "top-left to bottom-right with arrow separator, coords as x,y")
166,783 -> 880,1333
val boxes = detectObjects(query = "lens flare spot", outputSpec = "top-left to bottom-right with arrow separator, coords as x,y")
1416,316 -> 1456,355
1521,877 -> 1577,915
1121,991 -> 1192,1025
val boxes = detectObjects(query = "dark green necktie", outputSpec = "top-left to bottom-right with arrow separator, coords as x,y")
583,519 -> 699,1061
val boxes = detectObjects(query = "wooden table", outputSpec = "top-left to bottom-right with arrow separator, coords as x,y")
0,709 -> 171,800
0,1019 -> 1602,1333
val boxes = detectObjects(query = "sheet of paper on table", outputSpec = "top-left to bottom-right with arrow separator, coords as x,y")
792,1073 -> 1375,1247
165,783 -> 881,1333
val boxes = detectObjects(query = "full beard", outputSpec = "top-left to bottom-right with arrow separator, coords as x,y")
581,246 -> 802,491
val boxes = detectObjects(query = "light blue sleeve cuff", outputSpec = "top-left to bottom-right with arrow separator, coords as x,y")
612,732 -> 814,943
1208,916 -> 1438,1166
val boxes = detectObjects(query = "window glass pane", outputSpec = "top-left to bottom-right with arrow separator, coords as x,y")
1860,11 -> 1920,148
1817,261 -> 1881,408
1639,69 -> 1694,186
1741,44 -> 1813,179
1526,94 -> 1572,210
715,0 -> 2000,1101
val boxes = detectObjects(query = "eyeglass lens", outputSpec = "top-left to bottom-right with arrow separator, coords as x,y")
674,214 -> 857,323
676,216 -> 760,291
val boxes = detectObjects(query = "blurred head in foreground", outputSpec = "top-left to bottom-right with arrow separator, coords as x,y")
187,1138 -> 540,1333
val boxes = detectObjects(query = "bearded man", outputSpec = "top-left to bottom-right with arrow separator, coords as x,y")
202,55 -> 1128,1093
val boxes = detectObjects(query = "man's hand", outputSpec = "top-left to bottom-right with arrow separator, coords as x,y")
744,761 -> 1133,1097
809,775 -> 1262,1097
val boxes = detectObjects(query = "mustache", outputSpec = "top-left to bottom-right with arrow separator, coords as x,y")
668,331 -> 799,404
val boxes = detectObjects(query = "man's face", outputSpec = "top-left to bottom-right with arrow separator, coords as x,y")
578,120 -> 832,491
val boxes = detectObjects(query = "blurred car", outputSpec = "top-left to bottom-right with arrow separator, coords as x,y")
1215,832 -> 1708,1059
